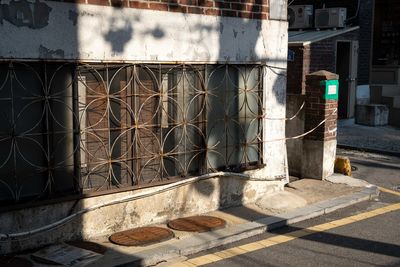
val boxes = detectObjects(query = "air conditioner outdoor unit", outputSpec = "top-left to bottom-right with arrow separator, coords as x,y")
288,5 -> 313,30
315,7 -> 347,29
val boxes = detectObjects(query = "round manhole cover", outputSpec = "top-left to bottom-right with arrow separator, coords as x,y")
109,227 -> 174,246
167,215 -> 226,232
66,241 -> 107,254
0,256 -> 33,267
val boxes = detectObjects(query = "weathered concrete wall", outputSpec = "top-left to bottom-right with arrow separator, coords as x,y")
0,1 -> 289,254
286,94 -> 305,177
263,70 -> 289,180
0,1 -> 283,63
262,19 -> 288,182
0,176 -> 283,253
302,139 -> 337,179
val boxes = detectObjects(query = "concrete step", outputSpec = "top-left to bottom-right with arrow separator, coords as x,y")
381,95 -> 400,109
388,107 -> 400,127
370,85 -> 400,104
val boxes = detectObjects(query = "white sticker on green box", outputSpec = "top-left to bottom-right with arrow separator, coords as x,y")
320,80 -> 339,100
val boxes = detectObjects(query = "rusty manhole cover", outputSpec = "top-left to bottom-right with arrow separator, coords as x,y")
0,256 -> 33,267
109,227 -> 174,246
167,215 -> 226,232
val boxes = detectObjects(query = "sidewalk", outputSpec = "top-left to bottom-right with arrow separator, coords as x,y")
24,174 -> 378,267
337,122 -> 400,156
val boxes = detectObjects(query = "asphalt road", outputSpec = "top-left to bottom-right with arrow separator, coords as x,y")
183,149 -> 400,267
338,148 -> 400,190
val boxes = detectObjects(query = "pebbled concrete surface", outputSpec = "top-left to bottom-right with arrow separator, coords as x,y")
337,123 -> 400,154
337,148 -> 400,192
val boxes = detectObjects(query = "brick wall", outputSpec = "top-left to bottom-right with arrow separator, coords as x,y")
304,72 -> 338,141
308,40 -> 335,73
304,99 -> 338,141
62,0 -> 269,20
310,31 -> 359,72
287,30 -> 359,95
289,0 -> 373,84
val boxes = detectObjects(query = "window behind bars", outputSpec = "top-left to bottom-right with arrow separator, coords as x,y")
0,62 -> 263,206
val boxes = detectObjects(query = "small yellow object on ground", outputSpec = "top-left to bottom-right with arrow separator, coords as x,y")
334,156 -> 352,176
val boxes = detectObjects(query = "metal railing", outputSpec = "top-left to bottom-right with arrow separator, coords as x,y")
0,62 -> 263,206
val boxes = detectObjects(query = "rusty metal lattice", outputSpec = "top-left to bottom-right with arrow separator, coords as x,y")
0,62 -> 263,206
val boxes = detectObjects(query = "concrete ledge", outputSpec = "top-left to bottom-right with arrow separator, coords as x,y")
97,184 -> 379,267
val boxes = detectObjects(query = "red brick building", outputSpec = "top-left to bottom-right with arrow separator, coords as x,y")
287,0 -> 400,126
288,28 -> 359,118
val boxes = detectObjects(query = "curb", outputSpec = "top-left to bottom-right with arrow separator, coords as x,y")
111,185 -> 379,267
337,144 -> 400,158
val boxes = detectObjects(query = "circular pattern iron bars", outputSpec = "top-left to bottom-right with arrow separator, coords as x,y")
0,62 -> 263,205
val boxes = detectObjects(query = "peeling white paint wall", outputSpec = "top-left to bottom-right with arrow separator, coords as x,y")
1,2 -> 282,63
262,20 -> 289,181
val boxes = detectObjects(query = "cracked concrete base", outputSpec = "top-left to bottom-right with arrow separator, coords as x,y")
256,191 -> 308,213
256,175 -> 368,214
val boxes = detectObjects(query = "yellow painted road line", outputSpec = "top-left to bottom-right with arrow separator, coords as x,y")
170,203 -> 400,267
257,239 -> 278,247
379,186 -> 400,197
306,222 -> 337,232
187,254 -> 223,265
238,242 -> 266,252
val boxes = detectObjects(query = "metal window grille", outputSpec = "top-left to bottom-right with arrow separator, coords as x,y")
0,62 -> 263,206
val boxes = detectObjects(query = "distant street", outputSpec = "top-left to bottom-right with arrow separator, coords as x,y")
178,149 -> 400,267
